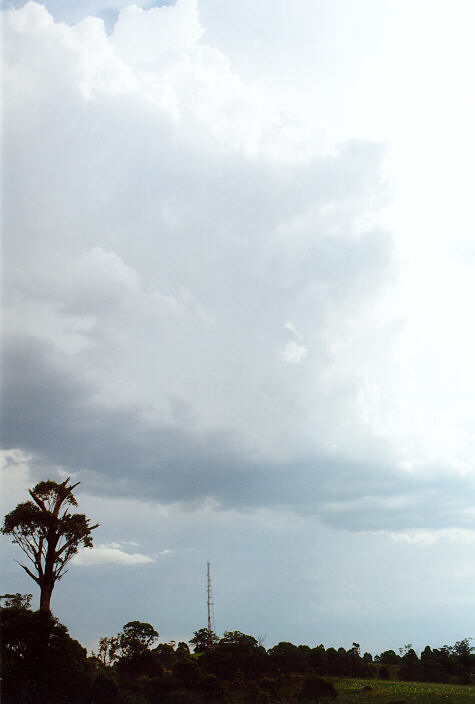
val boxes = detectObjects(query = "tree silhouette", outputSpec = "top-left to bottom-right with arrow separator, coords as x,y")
190,627 -> 219,653
0,598 -> 91,703
2,477 -> 98,611
118,621 -> 159,658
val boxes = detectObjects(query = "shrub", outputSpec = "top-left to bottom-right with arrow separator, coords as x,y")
299,676 -> 337,702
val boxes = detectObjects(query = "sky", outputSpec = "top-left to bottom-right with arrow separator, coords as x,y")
1,0 -> 475,656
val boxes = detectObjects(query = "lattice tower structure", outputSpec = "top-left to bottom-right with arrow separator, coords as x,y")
207,562 -> 215,648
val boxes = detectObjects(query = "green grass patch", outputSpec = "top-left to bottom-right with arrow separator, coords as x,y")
331,677 -> 475,703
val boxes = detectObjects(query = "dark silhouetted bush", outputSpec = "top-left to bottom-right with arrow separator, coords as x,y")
299,675 -> 337,702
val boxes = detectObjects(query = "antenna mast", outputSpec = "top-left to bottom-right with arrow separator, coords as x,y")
207,562 -> 215,648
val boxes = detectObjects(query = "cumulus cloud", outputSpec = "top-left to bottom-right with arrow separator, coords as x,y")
73,542 -> 154,566
112,1 -> 203,65
0,0 -> 163,31
2,1 -> 471,535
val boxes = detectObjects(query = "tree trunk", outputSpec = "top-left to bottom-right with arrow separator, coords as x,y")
39,581 -> 54,612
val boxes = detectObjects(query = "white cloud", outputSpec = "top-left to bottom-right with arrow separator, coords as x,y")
284,321 -> 303,341
73,543 -> 154,566
389,529 -> 475,546
280,341 -> 308,364
112,1 -> 203,67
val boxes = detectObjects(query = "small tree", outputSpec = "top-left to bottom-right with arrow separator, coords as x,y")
2,477 -> 98,611
97,636 -> 120,666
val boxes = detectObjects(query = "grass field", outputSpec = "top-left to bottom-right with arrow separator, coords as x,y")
331,677 -> 475,703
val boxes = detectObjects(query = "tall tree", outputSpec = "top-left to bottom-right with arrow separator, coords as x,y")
2,477 -> 98,611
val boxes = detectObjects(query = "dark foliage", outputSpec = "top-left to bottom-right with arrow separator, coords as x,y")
298,675 -> 337,702
399,647 -> 421,681
190,627 -> 219,653
90,670 -> 120,704
268,641 -> 309,675
375,649 -> 400,665
2,600 -> 474,704
0,601 -> 94,704
0,593 -> 33,609
119,621 -> 159,658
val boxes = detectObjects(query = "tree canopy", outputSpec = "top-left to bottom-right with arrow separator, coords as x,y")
119,621 -> 159,658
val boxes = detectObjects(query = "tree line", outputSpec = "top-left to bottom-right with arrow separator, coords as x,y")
1,478 -> 474,703
2,601 -> 474,704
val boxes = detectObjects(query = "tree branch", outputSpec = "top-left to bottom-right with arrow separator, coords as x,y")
55,523 -> 99,557
29,491 -> 47,512
17,561 -> 40,585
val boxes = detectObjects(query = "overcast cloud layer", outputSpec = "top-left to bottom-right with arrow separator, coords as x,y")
2,0 -> 475,653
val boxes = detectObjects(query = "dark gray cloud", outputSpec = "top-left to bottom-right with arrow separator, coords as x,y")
3,334 -> 473,533
2,7 -> 395,512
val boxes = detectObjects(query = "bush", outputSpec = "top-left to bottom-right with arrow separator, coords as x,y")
299,676 -> 337,702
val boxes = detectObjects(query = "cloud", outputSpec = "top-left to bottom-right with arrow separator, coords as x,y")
280,340 -> 308,363
73,543 -> 154,566
2,0 -> 475,658
2,1 -> 472,537
0,0 -> 168,31
284,322 -> 303,341
389,528 -> 475,546
112,1 -> 203,65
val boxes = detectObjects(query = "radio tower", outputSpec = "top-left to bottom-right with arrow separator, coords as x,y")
206,562 -> 215,648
